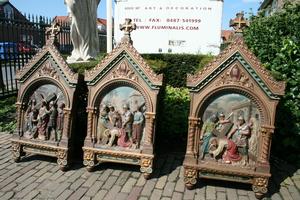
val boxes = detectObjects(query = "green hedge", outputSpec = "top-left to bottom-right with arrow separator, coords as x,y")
244,3 -> 300,165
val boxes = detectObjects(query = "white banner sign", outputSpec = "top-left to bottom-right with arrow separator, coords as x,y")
114,0 -> 223,55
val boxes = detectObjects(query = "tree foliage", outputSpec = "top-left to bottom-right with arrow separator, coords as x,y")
244,3 -> 300,165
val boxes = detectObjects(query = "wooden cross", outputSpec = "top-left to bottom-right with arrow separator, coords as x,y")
46,22 -> 61,38
120,18 -> 136,36
230,12 -> 249,33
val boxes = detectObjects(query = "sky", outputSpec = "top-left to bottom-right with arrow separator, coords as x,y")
10,0 -> 261,30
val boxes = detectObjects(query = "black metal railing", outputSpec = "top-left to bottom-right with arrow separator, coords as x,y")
0,14 -> 107,99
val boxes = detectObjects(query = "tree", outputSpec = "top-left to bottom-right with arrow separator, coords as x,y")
244,3 -> 300,165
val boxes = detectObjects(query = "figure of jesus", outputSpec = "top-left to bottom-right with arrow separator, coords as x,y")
65,0 -> 100,62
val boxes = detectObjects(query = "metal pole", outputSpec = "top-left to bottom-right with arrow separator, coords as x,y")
106,0 -> 113,53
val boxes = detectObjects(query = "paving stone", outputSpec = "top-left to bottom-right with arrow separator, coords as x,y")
70,178 -> 86,190
160,197 -> 171,200
112,169 -> 122,176
283,177 -> 294,186
217,192 -> 226,200
98,169 -> 113,181
14,176 -> 37,192
36,172 -> 52,183
121,177 -> 137,193
138,197 -> 148,200
82,174 -> 100,187
127,186 -> 143,200
0,182 -> 17,192
50,169 -> 64,180
150,189 -> 162,200
50,182 -> 71,198
92,189 -> 108,200
155,175 -> 167,189
271,193 -> 283,200
206,185 -> 216,200
23,190 -> 40,200
216,186 -> 226,192
56,189 -> 74,200
80,196 -> 91,200
294,180 -> 300,190
141,180 -> 156,196
136,175 -> 146,186
0,172 -> 21,188
102,176 -> 118,189
238,195 -> 250,200
33,164 -> 53,177
15,169 -> 37,183
131,172 -> 141,178
67,169 -> 84,183
183,187 -> 195,200
172,191 -> 183,200
227,188 -> 238,200
86,181 -> 104,197
247,191 -> 257,200
238,189 -> 249,196
15,182 -> 39,198
115,192 -> 128,200
162,182 -> 176,197
287,185 -> 300,200
115,171 -> 131,186
103,185 -> 121,200
0,191 -> 15,200
0,166 -> 22,179
174,178 -> 185,192
195,192 -> 206,200
68,187 -> 88,200
279,187 -> 293,200
168,166 -> 180,182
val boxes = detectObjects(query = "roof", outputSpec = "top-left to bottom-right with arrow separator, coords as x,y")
221,30 -> 235,42
53,16 -> 107,26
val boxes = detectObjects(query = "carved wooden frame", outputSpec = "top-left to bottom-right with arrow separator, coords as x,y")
11,39 -> 78,171
183,37 -> 285,199
83,38 -> 162,178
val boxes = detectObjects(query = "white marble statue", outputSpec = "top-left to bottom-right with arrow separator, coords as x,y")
65,0 -> 100,62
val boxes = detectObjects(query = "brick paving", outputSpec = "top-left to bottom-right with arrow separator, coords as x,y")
0,132 -> 299,200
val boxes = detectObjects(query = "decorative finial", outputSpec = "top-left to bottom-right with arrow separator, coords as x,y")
119,18 -> 136,44
46,22 -> 61,40
229,12 -> 249,34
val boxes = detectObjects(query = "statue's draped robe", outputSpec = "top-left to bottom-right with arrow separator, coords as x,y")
65,0 -> 100,61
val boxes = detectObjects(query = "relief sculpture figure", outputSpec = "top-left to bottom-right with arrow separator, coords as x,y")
199,114 -> 219,159
227,116 -> 251,165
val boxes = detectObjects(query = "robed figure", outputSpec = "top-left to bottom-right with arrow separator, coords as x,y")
65,0 -> 100,62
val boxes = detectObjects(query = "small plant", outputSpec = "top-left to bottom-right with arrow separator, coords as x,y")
0,96 -> 17,133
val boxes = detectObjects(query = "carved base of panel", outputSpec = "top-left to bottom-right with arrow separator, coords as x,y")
252,177 -> 268,199
10,139 -> 69,171
57,150 -> 69,171
83,149 -> 96,172
140,158 -> 153,180
11,142 -> 23,162
82,147 -> 154,178
184,167 -> 198,189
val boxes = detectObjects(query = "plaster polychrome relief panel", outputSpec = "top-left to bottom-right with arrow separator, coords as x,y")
199,93 -> 259,168
95,86 -> 146,150
23,84 -> 66,142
